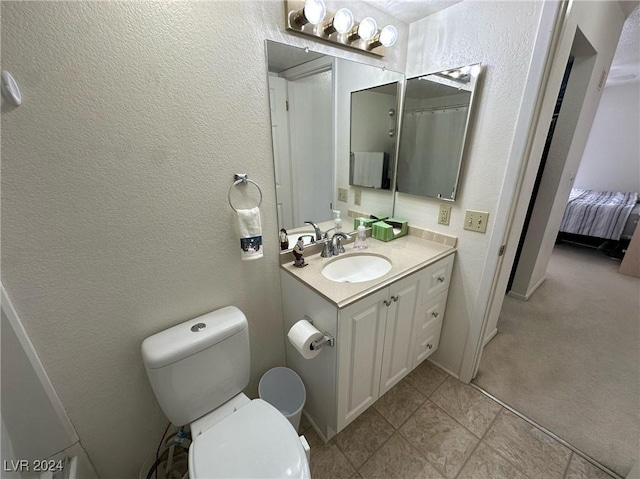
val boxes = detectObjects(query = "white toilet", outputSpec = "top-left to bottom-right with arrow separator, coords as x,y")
141,306 -> 311,479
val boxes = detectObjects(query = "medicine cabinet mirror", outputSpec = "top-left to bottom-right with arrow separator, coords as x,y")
396,64 -> 481,201
264,40 -> 404,252
349,82 -> 400,190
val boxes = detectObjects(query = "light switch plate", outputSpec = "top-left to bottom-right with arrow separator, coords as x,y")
438,205 -> 452,225
464,210 -> 489,233
338,187 -> 348,203
354,189 -> 362,206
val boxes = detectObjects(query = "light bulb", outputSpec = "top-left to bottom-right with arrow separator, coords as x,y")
357,17 -> 378,41
303,0 -> 326,25
379,25 -> 398,47
333,8 -> 354,34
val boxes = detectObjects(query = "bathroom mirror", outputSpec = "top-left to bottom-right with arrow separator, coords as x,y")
265,41 -> 404,252
350,82 -> 400,190
396,64 -> 481,201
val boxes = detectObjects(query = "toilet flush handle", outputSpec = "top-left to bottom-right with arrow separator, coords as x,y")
191,322 -> 207,332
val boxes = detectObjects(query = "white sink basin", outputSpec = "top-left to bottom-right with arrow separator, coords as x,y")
322,254 -> 392,283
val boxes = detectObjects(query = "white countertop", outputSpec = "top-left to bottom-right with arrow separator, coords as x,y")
281,235 -> 456,308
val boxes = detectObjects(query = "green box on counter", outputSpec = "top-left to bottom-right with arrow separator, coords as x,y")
372,221 -> 394,241
353,214 -> 389,230
372,218 -> 408,242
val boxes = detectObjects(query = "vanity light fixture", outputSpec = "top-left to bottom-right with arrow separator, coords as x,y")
434,67 -> 472,84
368,25 -> 398,49
322,8 -> 354,35
284,1 -> 397,57
347,17 -> 377,43
289,0 -> 326,28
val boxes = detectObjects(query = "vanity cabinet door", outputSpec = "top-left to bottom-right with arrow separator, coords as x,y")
379,274 -> 420,396
337,288 -> 389,431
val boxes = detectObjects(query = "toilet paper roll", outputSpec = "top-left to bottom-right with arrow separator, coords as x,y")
287,320 -> 323,359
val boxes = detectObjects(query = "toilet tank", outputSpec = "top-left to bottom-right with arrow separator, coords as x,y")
141,306 -> 250,426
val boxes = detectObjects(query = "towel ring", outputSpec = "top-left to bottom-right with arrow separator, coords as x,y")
228,173 -> 263,212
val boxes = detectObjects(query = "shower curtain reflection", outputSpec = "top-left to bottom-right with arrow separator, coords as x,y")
398,105 -> 468,199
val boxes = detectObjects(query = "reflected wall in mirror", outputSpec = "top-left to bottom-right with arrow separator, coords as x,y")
397,64 -> 481,201
265,41 -> 404,252
350,83 -> 400,190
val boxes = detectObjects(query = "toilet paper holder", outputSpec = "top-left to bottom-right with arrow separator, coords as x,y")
303,315 -> 335,350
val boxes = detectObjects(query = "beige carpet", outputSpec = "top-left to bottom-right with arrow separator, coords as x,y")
474,243 -> 640,476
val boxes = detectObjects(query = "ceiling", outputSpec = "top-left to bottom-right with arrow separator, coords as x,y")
405,76 -> 468,100
361,0 -> 462,24
266,42 -> 326,73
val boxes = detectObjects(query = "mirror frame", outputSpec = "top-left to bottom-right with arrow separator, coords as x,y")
395,63 -> 482,202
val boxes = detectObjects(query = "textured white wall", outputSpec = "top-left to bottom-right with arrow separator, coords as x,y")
574,80 -> 640,193
397,0 -> 544,375
0,2 -> 407,478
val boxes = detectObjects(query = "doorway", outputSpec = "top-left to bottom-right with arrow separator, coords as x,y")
473,23 -> 640,478
268,59 -> 334,230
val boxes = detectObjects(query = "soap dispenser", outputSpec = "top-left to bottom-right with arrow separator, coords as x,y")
354,219 -> 368,249
333,210 -> 342,233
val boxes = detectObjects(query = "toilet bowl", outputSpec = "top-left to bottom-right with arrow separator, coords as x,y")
190,399 -> 309,479
141,306 -> 310,479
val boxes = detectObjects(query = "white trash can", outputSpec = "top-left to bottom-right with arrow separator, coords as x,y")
258,367 -> 306,432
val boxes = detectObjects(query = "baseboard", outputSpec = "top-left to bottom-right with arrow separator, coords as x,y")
507,276 -> 546,301
483,328 -> 498,347
507,290 -> 528,300
302,410 -> 330,443
427,358 -> 459,380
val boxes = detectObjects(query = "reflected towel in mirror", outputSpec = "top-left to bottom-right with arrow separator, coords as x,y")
352,152 -> 385,188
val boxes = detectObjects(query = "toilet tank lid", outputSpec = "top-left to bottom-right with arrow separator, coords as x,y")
142,306 -> 248,369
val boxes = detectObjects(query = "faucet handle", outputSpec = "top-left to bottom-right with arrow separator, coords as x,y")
331,232 -> 351,255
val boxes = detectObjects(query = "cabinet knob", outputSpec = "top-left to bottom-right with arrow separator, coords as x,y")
437,276 -> 445,283
383,299 -> 392,307
431,311 -> 439,318
392,295 -> 399,302
427,344 -> 433,350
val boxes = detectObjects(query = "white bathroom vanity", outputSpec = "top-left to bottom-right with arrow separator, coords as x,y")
281,234 -> 455,440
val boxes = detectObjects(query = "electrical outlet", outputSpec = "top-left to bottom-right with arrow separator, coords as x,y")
354,189 -> 362,206
338,187 -> 348,202
438,205 -> 452,225
464,210 -> 489,233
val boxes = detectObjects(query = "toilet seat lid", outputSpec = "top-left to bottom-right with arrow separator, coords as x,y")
189,399 -> 310,479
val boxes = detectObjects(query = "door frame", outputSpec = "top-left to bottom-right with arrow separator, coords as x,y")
458,0 -> 566,383
279,57 -> 334,226
460,0 -> 630,383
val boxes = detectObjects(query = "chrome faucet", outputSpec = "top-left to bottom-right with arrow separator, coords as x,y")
321,232 -> 352,258
304,221 -> 323,241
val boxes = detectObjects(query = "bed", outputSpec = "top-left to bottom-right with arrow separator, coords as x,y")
559,188 -> 639,241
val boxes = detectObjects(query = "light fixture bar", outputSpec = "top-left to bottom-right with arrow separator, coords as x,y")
284,0 -> 396,58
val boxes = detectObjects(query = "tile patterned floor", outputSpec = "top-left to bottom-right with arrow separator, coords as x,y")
300,361 -> 615,479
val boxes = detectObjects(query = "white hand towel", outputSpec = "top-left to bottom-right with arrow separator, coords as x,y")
237,207 -> 263,260
353,152 -> 385,188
